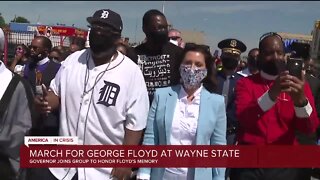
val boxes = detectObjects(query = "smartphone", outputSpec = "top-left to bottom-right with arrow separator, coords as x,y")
287,57 -> 303,79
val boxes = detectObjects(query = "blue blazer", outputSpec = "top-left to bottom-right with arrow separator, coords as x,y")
139,85 -> 227,180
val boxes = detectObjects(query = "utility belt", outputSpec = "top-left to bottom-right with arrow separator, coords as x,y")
227,126 -> 237,136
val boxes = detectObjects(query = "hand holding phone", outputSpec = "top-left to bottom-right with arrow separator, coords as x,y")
287,57 -> 303,80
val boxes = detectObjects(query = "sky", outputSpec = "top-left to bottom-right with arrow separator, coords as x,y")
0,1 -> 319,53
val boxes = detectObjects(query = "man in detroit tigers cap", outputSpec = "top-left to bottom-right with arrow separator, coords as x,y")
32,8 -> 149,180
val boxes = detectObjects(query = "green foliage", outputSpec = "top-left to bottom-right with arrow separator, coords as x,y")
11,16 -> 30,23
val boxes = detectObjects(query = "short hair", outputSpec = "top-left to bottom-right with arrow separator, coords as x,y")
258,32 -> 284,52
248,48 -> 259,55
35,36 -> 52,51
51,46 -> 62,55
71,37 -> 86,50
143,9 -> 166,27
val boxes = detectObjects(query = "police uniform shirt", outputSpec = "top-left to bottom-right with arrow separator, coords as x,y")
216,71 -> 242,134
49,49 -> 149,180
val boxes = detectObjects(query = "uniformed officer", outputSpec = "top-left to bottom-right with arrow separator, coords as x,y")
216,38 -> 247,145
216,38 -> 246,180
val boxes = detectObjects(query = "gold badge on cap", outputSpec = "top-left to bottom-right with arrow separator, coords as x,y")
230,40 -> 237,47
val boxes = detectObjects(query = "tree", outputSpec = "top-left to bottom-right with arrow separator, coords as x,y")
0,13 -> 5,27
11,16 -> 30,23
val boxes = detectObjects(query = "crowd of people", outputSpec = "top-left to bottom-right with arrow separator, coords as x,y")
0,8 -> 319,180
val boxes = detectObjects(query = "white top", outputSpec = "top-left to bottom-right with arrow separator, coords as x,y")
237,67 -> 250,77
37,57 -> 50,66
165,85 -> 202,180
138,85 -> 202,180
0,61 -> 13,100
49,49 -> 149,180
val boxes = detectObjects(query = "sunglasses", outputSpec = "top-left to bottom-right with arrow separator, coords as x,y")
30,45 -> 41,50
16,47 -> 23,51
16,47 -> 24,53
259,32 -> 283,42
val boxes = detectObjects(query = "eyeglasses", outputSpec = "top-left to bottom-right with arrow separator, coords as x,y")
30,45 -> 40,50
259,32 -> 283,42
16,47 -> 24,53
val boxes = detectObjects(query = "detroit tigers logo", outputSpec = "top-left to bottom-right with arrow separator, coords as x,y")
97,81 -> 120,107
100,10 -> 109,19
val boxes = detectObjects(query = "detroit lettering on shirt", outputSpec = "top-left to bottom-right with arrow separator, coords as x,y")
135,42 -> 183,103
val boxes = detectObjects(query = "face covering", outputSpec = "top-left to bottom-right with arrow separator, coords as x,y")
306,69 -> 314,76
221,57 -> 239,70
52,58 -> 60,64
147,29 -> 168,45
260,60 -> 278,75
169,39 -> 178,46
31,53 -> 45,63
89,29 -> 116,54
179,64 -> 207,90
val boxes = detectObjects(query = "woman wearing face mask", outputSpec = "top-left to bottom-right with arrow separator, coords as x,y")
137,44 -> 227,180
9,44 -> 31,76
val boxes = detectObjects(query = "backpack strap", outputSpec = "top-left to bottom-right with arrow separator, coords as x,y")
18,74 -> 37,126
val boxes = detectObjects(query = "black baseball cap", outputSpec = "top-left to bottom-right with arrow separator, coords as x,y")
87,9 -> 123,32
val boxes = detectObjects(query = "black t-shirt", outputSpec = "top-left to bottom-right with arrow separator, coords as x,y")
135,42 -> 183,103
126,46 -> 138,64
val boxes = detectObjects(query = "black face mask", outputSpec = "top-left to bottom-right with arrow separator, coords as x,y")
31,53 -> 45,63
147,29 -> 168,45
89,29 -> 117,54
260,60 -> 278,75
221,57 -> 239,70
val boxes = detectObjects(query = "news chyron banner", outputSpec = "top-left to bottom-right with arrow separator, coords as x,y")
21,136 -> 320,168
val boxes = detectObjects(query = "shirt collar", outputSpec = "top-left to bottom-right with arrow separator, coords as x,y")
179,85 -> 203,100
88,51 -> 124,70
260,71 -> 277,81
37,57 -> 50,66
218,71 -> 235,79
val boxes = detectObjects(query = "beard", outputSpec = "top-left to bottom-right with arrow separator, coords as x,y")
31,53 -> 44,63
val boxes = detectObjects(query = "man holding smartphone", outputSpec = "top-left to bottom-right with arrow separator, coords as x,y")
231,32 -> 319,180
